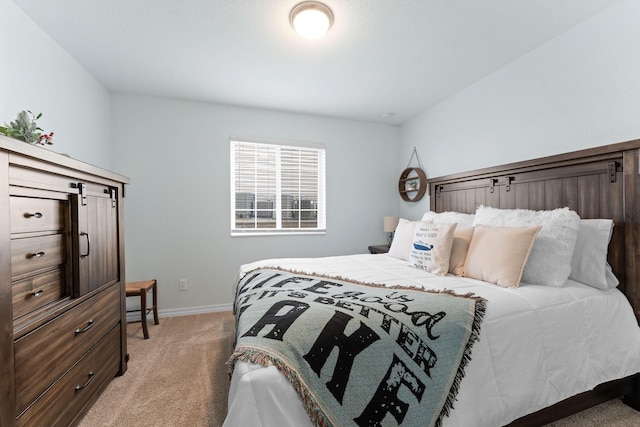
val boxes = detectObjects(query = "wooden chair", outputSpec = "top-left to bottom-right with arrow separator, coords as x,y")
125,280 -> 159,339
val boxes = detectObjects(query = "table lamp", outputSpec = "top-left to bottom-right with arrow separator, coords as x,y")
383,216 -> 400,245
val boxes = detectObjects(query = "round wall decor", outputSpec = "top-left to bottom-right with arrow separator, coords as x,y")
398,167 -> 426,202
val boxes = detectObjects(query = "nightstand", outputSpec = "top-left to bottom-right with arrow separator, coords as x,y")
368,244 -> 390,254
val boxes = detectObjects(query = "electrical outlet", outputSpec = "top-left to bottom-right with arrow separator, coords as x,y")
178,279 -> 188,291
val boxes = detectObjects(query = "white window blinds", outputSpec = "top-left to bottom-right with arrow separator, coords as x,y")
230,139 -> 326,235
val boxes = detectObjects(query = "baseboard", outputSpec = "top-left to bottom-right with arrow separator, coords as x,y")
159,304 -> 233,318
126,303 -> 233,322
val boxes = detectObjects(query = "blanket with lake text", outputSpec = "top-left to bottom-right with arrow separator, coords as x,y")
228,268 -> 486,427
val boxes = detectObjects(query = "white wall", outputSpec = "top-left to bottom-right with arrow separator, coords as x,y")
8,0 -> 640,313
399,0 -> 640,220
111,93 -> 400,313
0,0 -> 112,168
1,0 -> 401,313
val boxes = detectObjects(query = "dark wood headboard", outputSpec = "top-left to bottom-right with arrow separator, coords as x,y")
427,138 -> 640,322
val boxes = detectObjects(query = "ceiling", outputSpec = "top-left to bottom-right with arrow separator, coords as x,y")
12,0 -> 619,125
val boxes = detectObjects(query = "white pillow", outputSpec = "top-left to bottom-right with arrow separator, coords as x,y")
388,219 -> 424,261
421,211 -> 475,228
473,206 -> 581,287
569,219 -> 619,289
605,264 -> 619,289
409,222 -> 457,276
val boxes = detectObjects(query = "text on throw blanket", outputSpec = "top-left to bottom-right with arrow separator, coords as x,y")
235,271 -> 458,426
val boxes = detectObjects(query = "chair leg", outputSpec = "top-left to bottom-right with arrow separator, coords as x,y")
152,282 -> 159,325
140,289 -> 149,339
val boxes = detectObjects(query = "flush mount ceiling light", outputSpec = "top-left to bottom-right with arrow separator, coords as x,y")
290,1 -> 334,40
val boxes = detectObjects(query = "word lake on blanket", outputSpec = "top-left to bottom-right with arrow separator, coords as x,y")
229,268 -> 486,427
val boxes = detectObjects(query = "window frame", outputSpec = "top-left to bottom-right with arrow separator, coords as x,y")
230,138 -> 326,237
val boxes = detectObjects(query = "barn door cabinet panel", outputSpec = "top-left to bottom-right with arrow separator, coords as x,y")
72,184 -> 119,297
0,134 -> 129,427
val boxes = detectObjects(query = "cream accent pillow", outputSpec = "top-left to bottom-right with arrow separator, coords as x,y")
569,219 -> 619,289
388,219 -> 426,261
449,226 -> 474,276
473,206 -> 581,287
409,222 -> 457,276
463,225 -> 541,288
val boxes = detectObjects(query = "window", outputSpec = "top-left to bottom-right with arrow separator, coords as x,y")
230,139 -> 326,236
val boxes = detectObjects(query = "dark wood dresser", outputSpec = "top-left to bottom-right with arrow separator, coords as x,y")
0,134 -> 129,426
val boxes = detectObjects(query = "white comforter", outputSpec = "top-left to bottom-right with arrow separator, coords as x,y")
224,254 -> 640,427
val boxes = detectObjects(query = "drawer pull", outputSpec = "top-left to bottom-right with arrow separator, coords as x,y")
74,371 -> 95,392
31,289 -> 44,297
29,251 -> 45,259
80,231 -> 91,258
75,319 -> 95,335
25,212 -> 43,218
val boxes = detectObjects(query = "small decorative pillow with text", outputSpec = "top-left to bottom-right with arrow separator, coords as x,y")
409,222 -> 457,275
569,219 -> 619,289
420,211 -> 475,275
473,206 -> 581,287
463,225 -> 541,288
388,219 -> 425,261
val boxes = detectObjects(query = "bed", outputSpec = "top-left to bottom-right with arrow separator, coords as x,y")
224,139 -> 640,427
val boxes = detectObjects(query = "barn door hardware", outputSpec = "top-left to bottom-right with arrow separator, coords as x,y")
71,182 -> 88,206
608,161 -> 617,183
106,187 -> 117,208
503,176 -> 514,192
489,178 -> 498,193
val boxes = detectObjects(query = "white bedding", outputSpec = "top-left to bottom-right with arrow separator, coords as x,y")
224,254 -> 640,427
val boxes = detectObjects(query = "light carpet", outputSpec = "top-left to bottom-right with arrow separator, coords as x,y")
78,311 -> 235,427
77,311 -> 640,427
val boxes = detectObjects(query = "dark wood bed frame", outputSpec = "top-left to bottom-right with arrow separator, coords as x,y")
427,138 -> 640,426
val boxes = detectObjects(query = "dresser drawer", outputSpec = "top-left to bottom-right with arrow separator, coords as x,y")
10,196 -> 67,234
11,234 -> 65,280
14,284 -> 120,414
16,325 -> 121,427
10,164 -> 115,197
12,269 -> 67,320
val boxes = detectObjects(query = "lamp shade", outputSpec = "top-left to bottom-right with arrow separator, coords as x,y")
383,216 -> 400,233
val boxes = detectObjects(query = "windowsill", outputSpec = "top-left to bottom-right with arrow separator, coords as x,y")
231,230 -> 326,237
